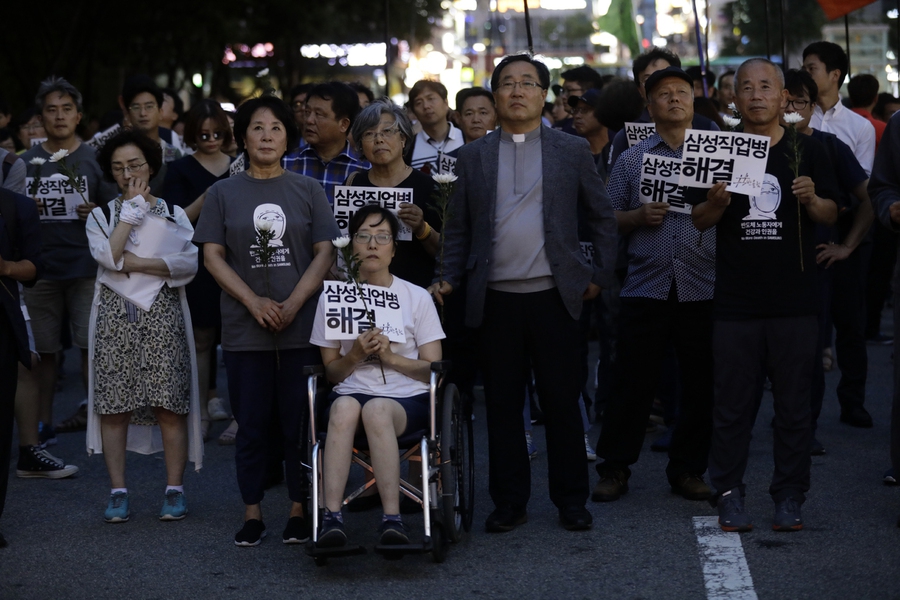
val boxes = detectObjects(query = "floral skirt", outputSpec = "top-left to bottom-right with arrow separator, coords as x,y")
92,284 -> 191,426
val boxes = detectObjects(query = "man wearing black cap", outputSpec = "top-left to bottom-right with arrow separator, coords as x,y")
592,67 -> 716,504
554,65 -> 603,135
569,89 -> 609,176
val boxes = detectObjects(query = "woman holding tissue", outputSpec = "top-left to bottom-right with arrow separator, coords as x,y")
86,130 -> 202,524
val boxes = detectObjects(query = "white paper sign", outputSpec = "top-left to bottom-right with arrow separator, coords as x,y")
26,173 -> 88,221
97,212 -> 194,311
437,152 -> 456,175
30,137 -> 47,148
333,186 -> 413,241
85,124 -> 122,150
625,123 -> 656,148
322,281 -> 405,343
678,129 -> 770,195
639,154 -> 691,215
580,241 -> 594,265
229,153 -> 245,176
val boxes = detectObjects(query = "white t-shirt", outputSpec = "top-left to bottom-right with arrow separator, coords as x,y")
310,276 -> 445,398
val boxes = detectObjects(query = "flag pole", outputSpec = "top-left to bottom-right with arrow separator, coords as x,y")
780,0 -> 786,67
763,0 -> 771,60
523,0 -> 535,56
845,15 -> 852,76
691,0 -> 709,97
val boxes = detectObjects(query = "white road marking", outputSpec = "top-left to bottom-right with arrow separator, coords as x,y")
693,516 -> 758,600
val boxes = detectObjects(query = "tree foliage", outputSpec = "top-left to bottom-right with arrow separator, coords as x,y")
720,0 -> 827,60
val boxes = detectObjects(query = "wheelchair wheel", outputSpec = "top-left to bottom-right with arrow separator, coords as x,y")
461,393 -> 475,533
440,384 -> 472,543
430,520 -> 446,563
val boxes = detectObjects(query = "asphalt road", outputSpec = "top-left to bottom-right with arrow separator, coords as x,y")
1,315 -> 898,599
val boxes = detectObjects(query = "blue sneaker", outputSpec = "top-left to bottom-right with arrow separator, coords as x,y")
716,488 -> 752,532
104,492 -> 130,523
159,490 -> 188,521
772,497 -> 803,531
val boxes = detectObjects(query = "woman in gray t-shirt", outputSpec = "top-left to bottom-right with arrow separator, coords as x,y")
194,96 -> 339,547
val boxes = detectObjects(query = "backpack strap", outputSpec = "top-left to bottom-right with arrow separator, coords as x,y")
1,152 -> 17,181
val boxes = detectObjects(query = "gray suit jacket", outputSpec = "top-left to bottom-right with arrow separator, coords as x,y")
439,126 -> 617,327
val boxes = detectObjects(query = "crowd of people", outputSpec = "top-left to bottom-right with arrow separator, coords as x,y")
1,39 -> 899,551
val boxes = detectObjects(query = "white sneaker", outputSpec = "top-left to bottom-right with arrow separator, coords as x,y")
207,397 -> 230,421
585,434 -> 597,461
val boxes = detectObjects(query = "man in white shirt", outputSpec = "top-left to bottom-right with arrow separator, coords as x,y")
407,80 -> 464,174
803,41 -> 877,430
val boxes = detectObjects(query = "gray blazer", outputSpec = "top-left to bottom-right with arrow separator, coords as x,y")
439,126 -> 617,327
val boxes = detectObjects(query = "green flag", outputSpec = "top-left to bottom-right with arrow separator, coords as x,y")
597,0 -> 641,58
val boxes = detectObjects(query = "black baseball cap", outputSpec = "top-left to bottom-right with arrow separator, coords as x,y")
643,66 -> 693,95
567,88 -> 602,109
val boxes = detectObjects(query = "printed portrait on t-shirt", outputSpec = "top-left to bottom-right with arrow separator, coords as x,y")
252,203 -> 286,247
743,174 -> 781,221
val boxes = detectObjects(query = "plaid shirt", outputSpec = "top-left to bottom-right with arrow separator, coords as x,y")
283,141 -> 370,205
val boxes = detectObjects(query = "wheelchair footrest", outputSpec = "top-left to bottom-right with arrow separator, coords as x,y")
373,539 -> 432,556
305,542 -> 367,558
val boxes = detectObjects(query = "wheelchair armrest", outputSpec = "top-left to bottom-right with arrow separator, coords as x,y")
303,364 -> 325,377
430,360 -> 452,374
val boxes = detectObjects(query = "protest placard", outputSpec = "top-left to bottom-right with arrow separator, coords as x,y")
437,152 -> 456,176
580,241 -> 594,266
333,185 -> 413,240
639,154 -> 691,214
30,137 -> 48,148
229,153 -> 245,177
625,123 -> 656,148
678,129 -> 769,195
322,281 -> 405,343
25,173 -> 87,221
85,124 -> 122,150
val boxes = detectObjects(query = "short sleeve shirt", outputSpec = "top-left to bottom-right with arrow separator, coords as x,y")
193,171 -> 341,351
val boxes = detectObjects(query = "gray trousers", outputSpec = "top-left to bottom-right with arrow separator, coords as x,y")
708,316 -> 817,504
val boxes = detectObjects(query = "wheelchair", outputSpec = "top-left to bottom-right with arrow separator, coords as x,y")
304,360 -> 474,564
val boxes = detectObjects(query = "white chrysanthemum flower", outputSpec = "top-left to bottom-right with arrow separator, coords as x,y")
256,219 -> 273,232
783,112 -> 804,124
29,157 -> 47,166
48,149 -> 69,162
257,68 -> 269,78
432,173 -> 458,184
332,235 -> 351,248
722,115 -> 742,128
728,102 -> 738,113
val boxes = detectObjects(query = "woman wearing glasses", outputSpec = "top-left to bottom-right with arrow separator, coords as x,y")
86,130 -> 202,524
310,205 -> 445,547
193,95 -> 339,547
164,100 -> 235,441
346,99 -> 439,289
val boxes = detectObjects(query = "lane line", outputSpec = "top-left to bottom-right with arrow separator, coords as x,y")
693,516 -> 758,600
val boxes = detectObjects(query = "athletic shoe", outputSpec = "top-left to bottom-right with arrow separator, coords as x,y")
104,492 -> 130,523
525,431 -> 537,460
37,423 -> 57,448
379,519 -> 410,545
485,504 -> 527,533
884,468 -> 898,486
282,516 -> 310,544
559,505 -> 593,531
316,518 -> 348,548
772,497 -> 803,531
585,434 -> 597,461
234,519 -> 266,546
16,445 -> 79,479
810,438 -> 826,456
207,397 -> 230,421
159,490 -> 188,521
717,488 -> 752,532
670,473 -> 712,500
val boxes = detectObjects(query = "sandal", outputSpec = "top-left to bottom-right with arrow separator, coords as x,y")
54,403 -> 88,433
218,419 -> 238,445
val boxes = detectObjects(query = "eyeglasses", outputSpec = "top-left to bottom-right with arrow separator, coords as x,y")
128,102 -> 158,114
199,131 -> 224,141
561,86 -> 583,96
353,232 -> 393,245
498,81 -> 543,92
21,123 -> 44,132
360,125 -> 401,143
111,162 -> 148,176
786,99 -> 809,110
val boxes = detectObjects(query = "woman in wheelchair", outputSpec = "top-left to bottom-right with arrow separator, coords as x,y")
310,205 -> 445,547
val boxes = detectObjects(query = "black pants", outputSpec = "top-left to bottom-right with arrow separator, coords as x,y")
892,267 -> 900,474
0,310 -> 18,523
866,224 -> 896,337
708,317 -> 816,504
480,288 -> 588,510
224,347 -> 319,506
596,294 -> 714,482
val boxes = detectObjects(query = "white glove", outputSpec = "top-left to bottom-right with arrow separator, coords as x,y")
119,195 -> 150,226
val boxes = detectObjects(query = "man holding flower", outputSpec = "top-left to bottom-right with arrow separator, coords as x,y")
18,77 -> 102,470
689,58 -> 840,533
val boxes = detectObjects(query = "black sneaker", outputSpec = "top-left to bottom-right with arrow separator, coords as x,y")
810,438 -> 826,456
484,504 -> 527,533
16,446 -> 79,479
558,505 -> 593,531
282,516 -> 310,544
840,405 -> 873,428
378,519 -> 410,545
772,497 -> 803,531
316,518 -> 348,548
234,519 -> 266,547
717,488 -> 753,532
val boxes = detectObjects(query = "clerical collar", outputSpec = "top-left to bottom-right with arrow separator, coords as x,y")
500,126 -> 541,143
